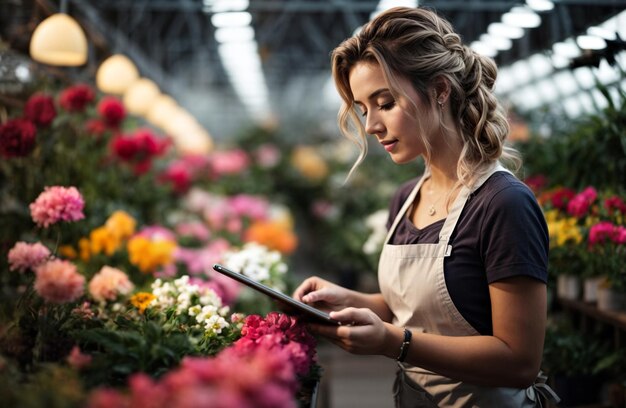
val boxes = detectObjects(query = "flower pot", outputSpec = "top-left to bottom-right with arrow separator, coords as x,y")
597,287 -> 626,312
583,276 -> 605,303
557,274 -> 580,300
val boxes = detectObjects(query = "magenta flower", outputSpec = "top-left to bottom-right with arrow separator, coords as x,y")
567,186 -> 598,218
7,241 -> 51,272
588,222 -> 616,246
34,259 -> 85,303
614,226 -> 626,244
29,186 -> 85,228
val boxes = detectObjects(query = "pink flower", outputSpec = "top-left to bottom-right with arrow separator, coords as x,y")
67,346 -> 92,370
24,93 -> 56,127
136,225 -> 176,241
174,222 -> 210,241
34,259 -> 85,303
614,226 -> 626,244
209,149 -> 250,177
159,160 -> 193,194
567,187 -> 597,218
255,143 -> 281,168
85,388 -> 128,408
88,266 -> 134,302
588,222 -> 616,246
229,194 -> 270,220
7,241 -> 51,272
29,186 -> 85,228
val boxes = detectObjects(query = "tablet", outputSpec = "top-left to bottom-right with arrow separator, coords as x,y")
212,263 -> 340,325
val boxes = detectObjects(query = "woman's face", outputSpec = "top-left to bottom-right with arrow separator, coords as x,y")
349,61 -> 438,164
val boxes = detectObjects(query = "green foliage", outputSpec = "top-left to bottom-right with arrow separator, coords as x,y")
518,84 -> 626,191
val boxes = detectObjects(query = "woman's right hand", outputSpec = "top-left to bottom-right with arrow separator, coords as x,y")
292,277 -> 353,313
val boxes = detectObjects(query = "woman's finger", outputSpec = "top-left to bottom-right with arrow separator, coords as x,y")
329,307 -> 373,326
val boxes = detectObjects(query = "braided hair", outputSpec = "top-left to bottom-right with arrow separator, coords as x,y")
332,6 -> 520,185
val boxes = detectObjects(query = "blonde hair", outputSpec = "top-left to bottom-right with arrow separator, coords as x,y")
331,6 -> 520,186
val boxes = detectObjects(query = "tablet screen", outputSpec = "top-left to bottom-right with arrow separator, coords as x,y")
212,263 -> 340,325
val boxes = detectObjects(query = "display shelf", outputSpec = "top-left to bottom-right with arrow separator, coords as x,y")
557,297 -> 626,349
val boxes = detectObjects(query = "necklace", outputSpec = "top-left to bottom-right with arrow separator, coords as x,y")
425,183 -> 455,216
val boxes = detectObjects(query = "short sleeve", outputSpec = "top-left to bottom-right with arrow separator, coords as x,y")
481,181 -> 549,284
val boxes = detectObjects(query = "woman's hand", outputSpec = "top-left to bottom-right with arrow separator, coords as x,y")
309,307 -> 400,357
292,276 -> 355,313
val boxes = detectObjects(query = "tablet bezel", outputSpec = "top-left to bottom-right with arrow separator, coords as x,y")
212,263 -> 340,325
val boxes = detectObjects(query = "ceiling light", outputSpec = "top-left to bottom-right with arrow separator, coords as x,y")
209,0 -> 249,12
502,7 -> 541,29
29,13 -> 87,66
528,53 -> 553,78
573,67 -> 595,90
576,35 -> 607,50
146,94 -> 178,129
470,41 -> 497,58
480,34 -> 512,51
214,26 -> 255,43
96,54 -> 139,95
525,0 -> 554,12
553,71 -> 578,95
552,40 -> 581,59
587,26 -> 617,40
211,12 -> 252,28
511,60 -> 532,85
488,23 -> 524,40
123,78 -> 161,116
551,54 -> 570,69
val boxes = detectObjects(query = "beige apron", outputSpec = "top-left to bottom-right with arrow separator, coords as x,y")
378,163 -> 556,407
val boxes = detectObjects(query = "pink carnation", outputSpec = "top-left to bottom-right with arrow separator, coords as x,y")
7,241 -> 51,272
614,226 -> 626,244
88,266 -> 134,302
209,149 -> 250,177
34,259 -> 85,303
67,346 -> 93,370
29,186 -> 85,228
567,187 -> 597,218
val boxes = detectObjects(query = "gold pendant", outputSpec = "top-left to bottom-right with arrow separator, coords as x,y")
428,205 -> 436,216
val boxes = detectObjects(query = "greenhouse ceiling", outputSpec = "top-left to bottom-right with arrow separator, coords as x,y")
0,0 -> 625,139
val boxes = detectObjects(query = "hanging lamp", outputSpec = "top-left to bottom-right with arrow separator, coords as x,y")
29,0 -> 88,66
96,54 -> 139,95
123,77 -> 161,116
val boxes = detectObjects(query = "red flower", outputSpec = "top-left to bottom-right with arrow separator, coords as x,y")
604,196 -> 626,215
0,118 -> 37,158
133,128 -> 170,156
159,160 -> 192,193
59,84 -> 95,112
588,222 -> 616,246
111,133 -> 139,160
85,119 -> 107,136
97,96 -> 126,128
567,187 -> 597,218
24,93 -> 56,127
524,174 -> 548,194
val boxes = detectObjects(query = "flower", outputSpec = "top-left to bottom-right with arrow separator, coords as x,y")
105,210 -> 137,240
110,128 -> 170,175
127,236 -> 176,273
209,148 -> 250,176
159,160 -> 193,193
7,241 -> 51,273
97,96 -> 126,128
538,187 -> 576,211
0,118 -> 37,158
221,242 -> 288,291
34,259 -> 85,303
604,196 -> 626,216
130,292 -> 156,314
59,84 -> 95,112
66,346 -> 92,370
88,266 -> 134,302
23,93 -> 56,127
567,187 -> 598,218
243,220 -> 298,254
290,146 -> 329,182
588,221 -> 617,246
85,119 -> 108,137
29,186 -> 85,228
254,143 -> 282,168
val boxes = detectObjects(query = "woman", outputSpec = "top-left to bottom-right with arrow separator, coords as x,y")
293,7 -> 559,407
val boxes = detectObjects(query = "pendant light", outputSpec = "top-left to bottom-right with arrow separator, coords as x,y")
29,0 -> 88,66
123,77 -> 161,116
96,54 -> 139,95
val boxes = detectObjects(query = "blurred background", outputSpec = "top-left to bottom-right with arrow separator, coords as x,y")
1,1 -> 626,408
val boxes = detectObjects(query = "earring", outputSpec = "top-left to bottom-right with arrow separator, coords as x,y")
437,99 -> 444,109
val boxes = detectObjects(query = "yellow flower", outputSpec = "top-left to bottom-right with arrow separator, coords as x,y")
290,146 -> 329,182
127,236 -> 176,273
58,245 -> 77,259
78,238 -> 91,262
130,292 -> 156,314
105,211 -> 136,240
548,216 -> 583,247
90,226 -> 121,256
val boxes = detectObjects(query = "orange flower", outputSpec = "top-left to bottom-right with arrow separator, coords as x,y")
58,245 -> 77,259
244,220 -> 298,254
130,292 -> 156,314
127,236 -> 176,273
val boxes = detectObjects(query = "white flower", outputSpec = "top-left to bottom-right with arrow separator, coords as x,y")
203,314 -> 229,335
363,209 -> 389,255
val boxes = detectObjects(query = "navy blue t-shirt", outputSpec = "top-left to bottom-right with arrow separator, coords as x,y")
386,171 -> 549,335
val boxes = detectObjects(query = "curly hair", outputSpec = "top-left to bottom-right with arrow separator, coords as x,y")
331,6 -> 520,186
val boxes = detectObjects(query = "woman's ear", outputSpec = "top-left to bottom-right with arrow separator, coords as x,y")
433,76 -> 451,104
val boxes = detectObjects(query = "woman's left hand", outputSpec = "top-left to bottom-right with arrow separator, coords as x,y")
309,307 -> 394,356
